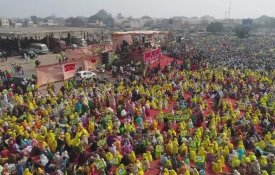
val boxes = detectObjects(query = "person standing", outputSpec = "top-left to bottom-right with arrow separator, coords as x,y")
11,64 -> 15,73
56,54 -> 60,63
24,53 -> 28,63
61,52 -> 65,62
27,53 -> 30,63
3,51 -> 7,61
0,70 -> 5,80
19,65 -> 24,75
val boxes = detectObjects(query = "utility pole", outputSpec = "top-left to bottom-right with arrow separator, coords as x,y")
228,1 -> 232,19
101,30 -> 104,44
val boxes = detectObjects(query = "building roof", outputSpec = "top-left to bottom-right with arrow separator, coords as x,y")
0,27 -> 104,39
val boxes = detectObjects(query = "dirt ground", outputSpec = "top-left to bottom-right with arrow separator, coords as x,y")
0,53 -> 59,77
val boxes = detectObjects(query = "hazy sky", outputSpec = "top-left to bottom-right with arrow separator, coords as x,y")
1,0 -> 275,19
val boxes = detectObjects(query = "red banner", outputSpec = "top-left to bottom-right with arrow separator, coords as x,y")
91,59 -> 96,63
63,63 -> 76,80
143,48 -> 161,63
84,56 -> 100,71
143,52 -> 152,63
63,63 -> 76,72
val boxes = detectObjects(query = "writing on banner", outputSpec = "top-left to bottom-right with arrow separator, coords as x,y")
63,63 -> 76,80
63,63 -> 76,72
143,52 -> 152,63
143,48 -> 161,63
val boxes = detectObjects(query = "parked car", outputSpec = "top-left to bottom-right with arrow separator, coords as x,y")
75,70 -> 97,82
20,49 -> 38,59
30,43 -> 49,54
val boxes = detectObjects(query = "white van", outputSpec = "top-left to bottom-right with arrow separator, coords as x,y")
30,43 -> 49,54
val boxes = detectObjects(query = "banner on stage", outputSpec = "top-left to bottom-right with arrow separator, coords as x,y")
143,48 -> 161,63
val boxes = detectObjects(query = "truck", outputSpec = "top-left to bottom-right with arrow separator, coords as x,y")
71,37 -> 87,47
50,38 -> 67,53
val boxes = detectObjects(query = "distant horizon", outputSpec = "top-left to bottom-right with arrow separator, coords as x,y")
1,0 -> 275,19
1,12 -> 271,20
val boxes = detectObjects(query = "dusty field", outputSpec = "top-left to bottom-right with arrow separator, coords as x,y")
0,53 -> 59,77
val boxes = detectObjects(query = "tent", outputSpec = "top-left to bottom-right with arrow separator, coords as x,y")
112,31 -> 168,49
